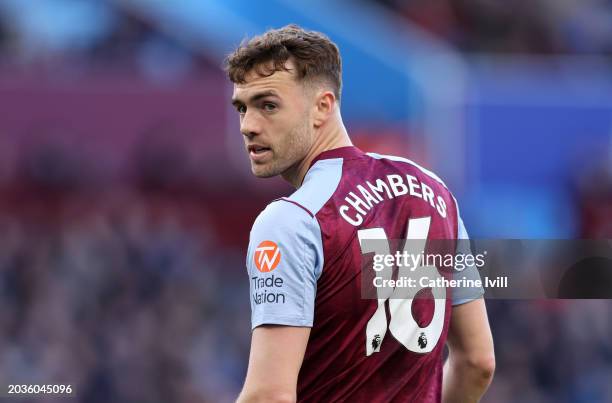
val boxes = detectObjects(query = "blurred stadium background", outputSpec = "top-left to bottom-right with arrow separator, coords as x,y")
0,1 -> 611,402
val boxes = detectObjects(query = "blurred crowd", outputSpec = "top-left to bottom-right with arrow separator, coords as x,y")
0,0 -> 212,81
0,188 -> 251,403
2,0 -> 612,75
486,300 -> 612,403
376,0 -> 612,54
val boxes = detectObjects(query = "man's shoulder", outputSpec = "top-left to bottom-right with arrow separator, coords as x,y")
249,156 -> 346,246
252,198 -> 315,235
286,157 -> 344,217
248,198 -> 324,282
365,152 -> 449,190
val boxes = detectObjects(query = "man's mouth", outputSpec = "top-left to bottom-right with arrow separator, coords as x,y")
247,145 -> 272,160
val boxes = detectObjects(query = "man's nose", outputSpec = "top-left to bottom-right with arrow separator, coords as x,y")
240,110 -> 261,138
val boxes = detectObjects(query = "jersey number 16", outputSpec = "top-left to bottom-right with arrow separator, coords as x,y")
358,217 -> 446,356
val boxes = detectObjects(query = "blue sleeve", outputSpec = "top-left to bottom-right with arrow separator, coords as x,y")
451,214 -> 485,306
246,200 -> 324,329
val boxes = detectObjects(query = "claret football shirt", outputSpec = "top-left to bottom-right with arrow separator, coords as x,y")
246,146 -> 482,402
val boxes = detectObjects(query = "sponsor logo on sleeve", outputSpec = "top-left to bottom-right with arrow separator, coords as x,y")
252,240 -> 286,305
254,240 -> 281,273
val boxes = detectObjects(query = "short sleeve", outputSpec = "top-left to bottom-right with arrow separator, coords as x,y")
451,214 -> 485,306
246,200 -> 324,329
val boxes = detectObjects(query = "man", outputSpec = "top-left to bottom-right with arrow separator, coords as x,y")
226,24 -> 495,403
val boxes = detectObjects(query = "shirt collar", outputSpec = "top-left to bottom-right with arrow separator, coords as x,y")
308,146 -> 364,169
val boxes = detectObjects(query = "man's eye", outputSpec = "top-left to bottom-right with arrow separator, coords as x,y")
262,103 -> 277,112
236,105 -> 246,114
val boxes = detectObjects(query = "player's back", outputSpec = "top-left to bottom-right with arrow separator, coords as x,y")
247,147 -> 466,403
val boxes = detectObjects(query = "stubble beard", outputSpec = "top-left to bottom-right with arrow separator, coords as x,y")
251,120 -> 313,179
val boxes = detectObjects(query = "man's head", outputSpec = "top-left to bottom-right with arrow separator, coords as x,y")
226,24 -> 342,179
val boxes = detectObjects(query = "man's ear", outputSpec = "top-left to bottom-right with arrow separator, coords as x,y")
312,90 -> 336,128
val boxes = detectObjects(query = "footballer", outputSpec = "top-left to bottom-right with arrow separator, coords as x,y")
226,24 -> 495,403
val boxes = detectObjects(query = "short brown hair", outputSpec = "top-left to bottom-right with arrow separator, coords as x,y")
225,24 -> 342,102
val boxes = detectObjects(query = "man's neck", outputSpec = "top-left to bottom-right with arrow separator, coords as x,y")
282,121 -> 352,188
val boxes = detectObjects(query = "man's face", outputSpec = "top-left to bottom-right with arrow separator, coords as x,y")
231,62 -> 314,178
